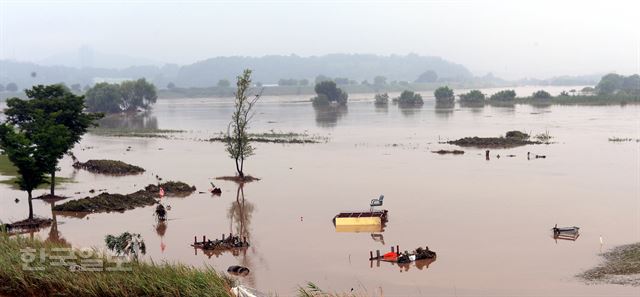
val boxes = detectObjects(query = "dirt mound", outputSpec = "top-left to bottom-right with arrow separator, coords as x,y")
447,131 -> 541,148
73,159 -> 145,175
53,191 -> 157,213
215,175 -> 261,183
145,181 -> 196,196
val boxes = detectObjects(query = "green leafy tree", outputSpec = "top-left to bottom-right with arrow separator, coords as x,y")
85,79 -> 156,113
415,70 -> 438,83
226,69 -> 260,179
85,82 -> 122,113
434,86 -> 455,103
532,90 -> 551,100
459,90 -> 486,103
394,90 -> 424,106
312,81 -> 348,106
374,93 -> 389,106
217,79 -> 231,88
120,78 -> 157,112
596,73 -> 624,95
6,82 -> 18,92
0,124 -> 50,220
4,84 -> 102,196
489,90 -> 516,101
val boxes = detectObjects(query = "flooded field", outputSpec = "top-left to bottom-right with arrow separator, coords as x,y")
1,86 -> 639,296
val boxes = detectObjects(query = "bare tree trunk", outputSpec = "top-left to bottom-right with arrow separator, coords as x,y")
28,190 -> 34,220
50,170 -> 55,196
235,157 -> 243,178
240,157 -> 245,178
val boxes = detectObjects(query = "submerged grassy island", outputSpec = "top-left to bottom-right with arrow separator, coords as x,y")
579,242 -> 640,286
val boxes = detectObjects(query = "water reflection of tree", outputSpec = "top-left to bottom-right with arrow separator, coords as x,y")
313,105 -> 348,127
156,221 -> 167,253
398,106 -> 422,117
434,102 -> 455,118
45,200 -> 69,246
97,113 -> 159,130
227,183 -> 256,286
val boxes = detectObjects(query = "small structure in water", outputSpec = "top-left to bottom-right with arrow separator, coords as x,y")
333,210 -> 388,227
333,194 -> 388,227
191,233 -> 249,252
552,224 -> 580,242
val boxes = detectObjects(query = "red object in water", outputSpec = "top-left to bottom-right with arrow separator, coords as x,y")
383,252 -> 397,261
159,187 -> 165,198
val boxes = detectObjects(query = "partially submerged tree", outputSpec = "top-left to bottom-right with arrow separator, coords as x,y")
459,90 -> 486,103
394,90 -> 424,107
489,90 -> 516,101
374,93 -> 389,106
311,81 -> 348,106
105,232 -> 146,260
4,84 -> 102,196
532,90 -> 552,100
434,86 -> 455,103
226,69 -> 260,179
85,79 -> 157,113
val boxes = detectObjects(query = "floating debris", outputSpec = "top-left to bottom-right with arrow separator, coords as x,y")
191,234 -> 249,251
227,265 -> 250,276
447,131 -> 542,148
369,245 -> 437,265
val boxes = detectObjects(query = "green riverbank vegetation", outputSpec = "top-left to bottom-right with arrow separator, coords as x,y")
0,234 -> 233,297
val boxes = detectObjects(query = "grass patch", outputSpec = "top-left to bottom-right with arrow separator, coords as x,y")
609,137 -> 640,142
0,234 -> 233,297
579,242 -> 640,286
89,128 -> 185,139
209,130 -> 326,144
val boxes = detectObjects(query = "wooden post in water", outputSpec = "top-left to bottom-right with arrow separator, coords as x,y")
485,150 -> 490,160
222,234 -> 225,240
396,245 -> 399,253
376,250 -> 380,258
370,251 -> 373,260
194,236 -> 197,244
203,235 -> 206,242
391,246 -> 395,253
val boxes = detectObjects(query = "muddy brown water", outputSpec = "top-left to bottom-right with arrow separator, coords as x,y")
1,86 -> 639,296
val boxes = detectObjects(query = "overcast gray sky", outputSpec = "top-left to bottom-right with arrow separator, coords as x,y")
0,0 -> 638,79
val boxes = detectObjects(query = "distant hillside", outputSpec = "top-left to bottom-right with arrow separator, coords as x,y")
0,54 -> 472,90
175,54 -> 473,87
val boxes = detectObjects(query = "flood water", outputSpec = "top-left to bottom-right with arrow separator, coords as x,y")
1,86 -> 639,296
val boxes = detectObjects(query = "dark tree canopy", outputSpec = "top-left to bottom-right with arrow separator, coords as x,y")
596,73 -> 640,95
415,70 -> 438,83
459,90 -> 486,102
395,90 -> 424,106
434,86 -> 455,103
532,90 -> 552,100
85,79 -> 157,113
312,81 -> 348,106
489,90 -> 516,101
